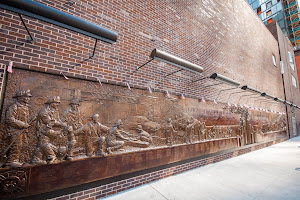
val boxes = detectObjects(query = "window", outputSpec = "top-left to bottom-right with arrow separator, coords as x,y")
292,75 -> 297,88
266,1 -> 272,9
280,61 -> 285,74
267,10 -> 272,16
272,55 -> 276,66
257,6 -> 262,15
288,51 -> 295,70
268,18 -> 273,24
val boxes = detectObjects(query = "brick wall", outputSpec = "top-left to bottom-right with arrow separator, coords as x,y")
0,0 -> 284,107
0,0 -> 291,199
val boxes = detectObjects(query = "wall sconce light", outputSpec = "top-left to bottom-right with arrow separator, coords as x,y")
210,73 -> 240,87
150,49 -> 204,74
0,0 -> 118,44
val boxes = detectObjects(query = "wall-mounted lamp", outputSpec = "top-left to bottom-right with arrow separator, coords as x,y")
150,49 -> 204,74
210,73 -> 240,87
241,85 -> 265,96
0,0 -> 118,44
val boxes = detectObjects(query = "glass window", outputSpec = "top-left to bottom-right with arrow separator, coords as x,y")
272,55 -> 276,66
288,51 -> 293,62
266,1 -> 272,9
261,12 -> 266,20
257,6 -> 262,15
288,51 -> 295,70
267,10 -> 272,16
277,3 -> 282,11
268,18 -> 273,24
292,75 -> 297,88
252,1 -> 259,8
272,0 -> 277,4
262,3 -> 266,11
279,20 -> 285,28
280,61 -> 285,74
278,11 -> 284,20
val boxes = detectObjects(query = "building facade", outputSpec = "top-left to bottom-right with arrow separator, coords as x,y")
247,0 -> 300,48
267,21 -> 300,138
0,0 -> 299,200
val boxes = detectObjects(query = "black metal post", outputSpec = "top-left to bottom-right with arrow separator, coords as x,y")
89,39 -> 98,59
188,76 -> 208,85
164,68 -> 183,78
136,58 -> 154,71
18,14 -> 36,43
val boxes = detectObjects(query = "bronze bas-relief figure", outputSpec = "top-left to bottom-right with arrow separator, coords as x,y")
3,90 -> 32,168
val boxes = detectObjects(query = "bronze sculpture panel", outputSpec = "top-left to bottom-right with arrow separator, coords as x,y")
0,69 -> 287,198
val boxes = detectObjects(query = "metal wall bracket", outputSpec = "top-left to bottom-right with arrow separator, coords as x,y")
203,82 -> 222,88
188,77 -> 208,85
215,87 -> 238,101
136,58 -> 154,71
19,14 -> 36,43
89,39 -> 98,59
164,68 -> 183,78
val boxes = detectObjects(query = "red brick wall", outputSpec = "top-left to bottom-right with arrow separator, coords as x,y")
0,0 -> 290,199
0,0 -> 284,107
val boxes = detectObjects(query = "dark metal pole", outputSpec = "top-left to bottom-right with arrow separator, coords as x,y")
136,58 -> 154,71
18,14 -> 36,43
188,77 -> 208,84
89,39 -> 98,59
164,69 -> 183,78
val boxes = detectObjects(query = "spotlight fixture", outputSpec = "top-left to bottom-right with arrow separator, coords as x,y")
210,73 -> 240,87
241,85 -> 265,96
150,49 -> 204,74
0,0 -> 118,44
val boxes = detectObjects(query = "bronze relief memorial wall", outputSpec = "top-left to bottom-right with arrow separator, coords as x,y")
0,69 -> 287,198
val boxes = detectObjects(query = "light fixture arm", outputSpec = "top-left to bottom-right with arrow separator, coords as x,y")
164,68 -> 184,78
89,39 -> 98,59
136,58 -> 154,71
188,77 -> 209,85
18,14 -> 36,43
215,87 -> 238,101
227,90 -> 247,102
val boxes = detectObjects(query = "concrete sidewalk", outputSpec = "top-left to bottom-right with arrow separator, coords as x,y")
101,136 -> 300,200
